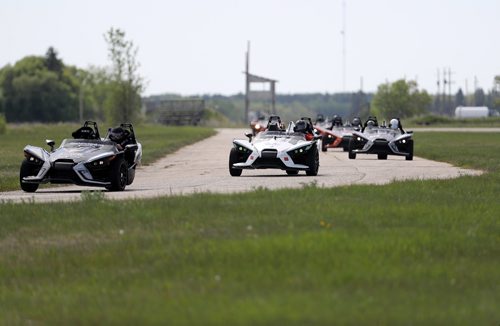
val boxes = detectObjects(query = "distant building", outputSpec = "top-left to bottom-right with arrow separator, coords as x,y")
454,106 -> 489,119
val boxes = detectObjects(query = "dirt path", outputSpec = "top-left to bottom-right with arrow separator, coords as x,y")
0,128 -> 481,203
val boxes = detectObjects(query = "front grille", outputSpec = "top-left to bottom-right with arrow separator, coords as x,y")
253,157 -> 285,169
370,140 -> 389,153
50,160 -> 77,182
261,149 -> 278,159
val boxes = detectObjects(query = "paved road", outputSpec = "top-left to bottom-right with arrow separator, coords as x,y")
0,128 -> 481,203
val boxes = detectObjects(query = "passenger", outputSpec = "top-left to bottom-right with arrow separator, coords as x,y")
389,118 -> 405,133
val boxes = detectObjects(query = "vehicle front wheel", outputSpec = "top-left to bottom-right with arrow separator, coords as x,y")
229,148 -> 243,176
286,170 -> 299,175
377,154 -> 388,160
348,151 -> 356,159
126,167 -> 136,185
107,157 -> 128,191
321,136 -> 328,152
19,159 -> 39,192
405,141 -> 414,160
306,147 -> 319,176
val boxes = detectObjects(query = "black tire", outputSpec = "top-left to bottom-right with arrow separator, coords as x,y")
342,146 -> 349,152
377,154 -> 388,160
286,170 -> 299,175
126,167 -> 135,185
406,140 -> 414,161
229,148 -> 243,176
348,138 -> 356,159
19,159 -> 39,193
306,146 -> 319,176
321,135 -> 327,152
107,157 -> 128,191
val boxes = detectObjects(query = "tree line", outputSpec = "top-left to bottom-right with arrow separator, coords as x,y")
0,28 -> 143,124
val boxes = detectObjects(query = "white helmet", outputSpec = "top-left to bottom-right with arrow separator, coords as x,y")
389,118 -> 399,130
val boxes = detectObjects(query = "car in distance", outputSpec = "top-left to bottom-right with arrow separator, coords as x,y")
348,117 -> 414,160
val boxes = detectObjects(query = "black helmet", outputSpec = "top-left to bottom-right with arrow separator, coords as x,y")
333,115 -> 343,126
108,127 -> 127,142
366,116 -> 378,126
294,120 -> 308,133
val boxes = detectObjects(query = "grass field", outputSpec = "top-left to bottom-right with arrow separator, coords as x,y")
407,115 -> 500,127
0,124 -> 215,191
0,131 -> 499,324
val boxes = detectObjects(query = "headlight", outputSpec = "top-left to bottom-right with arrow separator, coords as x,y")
87,155 -> 115,168
255,124 -> 261,130
289,144 -> 312,155
24,151 -> 43,164
234,144 -> 251,153
328,135 -> 333,138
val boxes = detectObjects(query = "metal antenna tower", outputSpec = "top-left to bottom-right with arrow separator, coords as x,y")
341,0 -> 346,92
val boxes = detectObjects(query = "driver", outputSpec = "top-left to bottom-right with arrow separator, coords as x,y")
294,120 -> 315,140
107,127 -> 130,150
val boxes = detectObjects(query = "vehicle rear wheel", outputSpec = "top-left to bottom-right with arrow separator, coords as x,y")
306,146 -> 319,176
19,159 -> 39,193
229,148 -> 243,176
342,146 -> 349,152
348,151 -> 356,159
406,140 -> 414,161
286,170 -> 299,175
107,157 -> 127,191
377,154 -> 388,160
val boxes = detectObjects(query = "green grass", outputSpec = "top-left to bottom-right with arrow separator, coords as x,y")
407,114 -> 500,127
0,132 -> 499,324
0,124 -> 215,191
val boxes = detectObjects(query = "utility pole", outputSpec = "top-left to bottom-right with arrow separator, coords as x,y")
341,0 -> 346,92
465,79 -> 469,105
244,41 -> 250,123
447,68 -> 454,115
436,69 -> 441,113
79,76 -> 87,123
442,68 -> 447,114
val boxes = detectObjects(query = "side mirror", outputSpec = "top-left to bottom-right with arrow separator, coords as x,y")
244,132 -> 253,141
46,139 -> 55,152
407,130 -> 413,134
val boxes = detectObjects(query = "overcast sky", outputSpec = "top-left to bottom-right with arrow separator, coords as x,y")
1,0 -> 499,96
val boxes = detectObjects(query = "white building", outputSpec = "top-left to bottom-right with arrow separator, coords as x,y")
454,106 -> 489,118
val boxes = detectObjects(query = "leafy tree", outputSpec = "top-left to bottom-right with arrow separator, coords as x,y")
44,46 -> 63,74
0,52 -> 78,122
474,88 -> 485,106
455,88 -> 465,107
104,28 -> 144,123
372,79 -> 431,119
